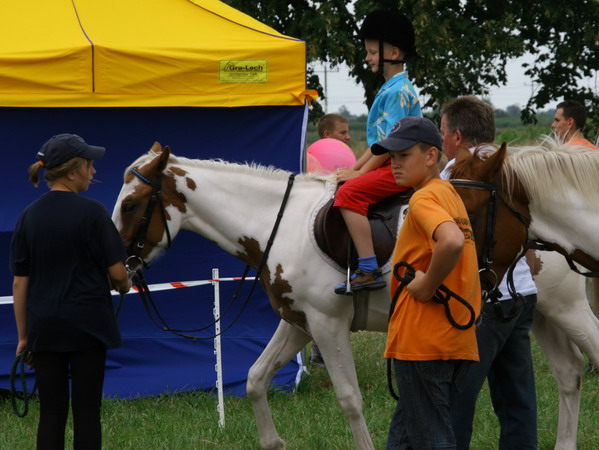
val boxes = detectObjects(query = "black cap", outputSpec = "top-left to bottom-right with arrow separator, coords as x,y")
371,117 -> 442,155
358,9 -> 418,58
37,134 -> 105,169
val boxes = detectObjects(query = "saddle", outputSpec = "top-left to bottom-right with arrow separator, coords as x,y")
313,189 -> 413,272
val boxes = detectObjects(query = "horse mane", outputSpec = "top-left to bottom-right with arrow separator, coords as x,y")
123,150 -> 334,183
506,134 -> 599,211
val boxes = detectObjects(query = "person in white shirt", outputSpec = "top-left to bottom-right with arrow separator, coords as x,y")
440,96 -> 538,450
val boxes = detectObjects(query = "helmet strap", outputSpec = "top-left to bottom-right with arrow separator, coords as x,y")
378,40 -> 405,75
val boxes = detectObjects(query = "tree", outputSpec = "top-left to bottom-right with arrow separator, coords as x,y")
222,0 -> 599,131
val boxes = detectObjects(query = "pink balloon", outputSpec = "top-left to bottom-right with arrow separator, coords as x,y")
306,139 -> 356,174
306,153 -> 325,174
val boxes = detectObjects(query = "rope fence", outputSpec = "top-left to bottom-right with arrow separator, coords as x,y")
1,269 -> 257,429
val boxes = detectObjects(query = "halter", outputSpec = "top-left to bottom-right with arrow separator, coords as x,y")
127,168 -> 173,267
450,178 -> 531,311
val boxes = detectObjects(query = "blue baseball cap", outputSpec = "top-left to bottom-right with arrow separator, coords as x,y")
37,134 -> 105,169
371,117 -> 442,155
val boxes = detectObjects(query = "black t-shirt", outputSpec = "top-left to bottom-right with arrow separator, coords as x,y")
10,191 -> 127,352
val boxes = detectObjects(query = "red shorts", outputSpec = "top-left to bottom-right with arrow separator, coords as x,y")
334,164 -> 409,216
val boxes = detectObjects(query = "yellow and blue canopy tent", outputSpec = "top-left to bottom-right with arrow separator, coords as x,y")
0,0 -> 315,398
1,0 -> 315,107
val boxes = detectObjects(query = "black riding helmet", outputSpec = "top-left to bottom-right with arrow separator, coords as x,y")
359,9 -> 417,72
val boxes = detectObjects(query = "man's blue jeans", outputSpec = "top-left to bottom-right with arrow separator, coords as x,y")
386,359 -> 471,449
451,294 -> 537,449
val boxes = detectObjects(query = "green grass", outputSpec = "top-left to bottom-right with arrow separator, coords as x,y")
2,331 -> 599,449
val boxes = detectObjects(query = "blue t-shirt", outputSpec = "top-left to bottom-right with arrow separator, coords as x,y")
367,71 -> 422,147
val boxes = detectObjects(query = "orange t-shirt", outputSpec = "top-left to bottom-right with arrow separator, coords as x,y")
568,137 -> 598,150
385,178 -> 481,362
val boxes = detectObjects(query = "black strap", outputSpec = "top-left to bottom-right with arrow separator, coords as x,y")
528,240 -> 599,278
126,174 -> 296,341
9,351 -> 37,418
386,261 -> 477,400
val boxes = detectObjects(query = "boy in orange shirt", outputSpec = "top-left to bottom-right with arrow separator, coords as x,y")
370,116 -> 481,449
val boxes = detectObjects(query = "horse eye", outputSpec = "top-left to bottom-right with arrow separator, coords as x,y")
122,202 -> 137,214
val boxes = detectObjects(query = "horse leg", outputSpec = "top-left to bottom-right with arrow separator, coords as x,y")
247,319 -> 311,450
533,311 -> 583,450
311,318 -> 375,450
534,252 -> 599,367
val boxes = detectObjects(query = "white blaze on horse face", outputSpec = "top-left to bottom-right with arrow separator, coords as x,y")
528,187 -> 599,258
111,178 -> 139,229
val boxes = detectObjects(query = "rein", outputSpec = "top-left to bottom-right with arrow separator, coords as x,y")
123,169 -> 296,340
527,241 -> 599,278
386,261 -> 477,400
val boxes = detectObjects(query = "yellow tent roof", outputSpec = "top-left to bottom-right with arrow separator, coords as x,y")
0,0 -> 316,107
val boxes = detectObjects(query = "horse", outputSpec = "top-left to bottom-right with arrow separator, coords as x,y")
450,138 -> 599,449
113,143 -> 394,449
113,141 -> 598,449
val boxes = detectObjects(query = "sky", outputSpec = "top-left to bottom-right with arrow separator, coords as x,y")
316,56 -> 599,116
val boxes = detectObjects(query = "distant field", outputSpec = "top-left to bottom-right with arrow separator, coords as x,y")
306,112 -> 555,160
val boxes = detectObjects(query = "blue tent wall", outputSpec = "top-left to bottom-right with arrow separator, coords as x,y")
0,106 -> 305,397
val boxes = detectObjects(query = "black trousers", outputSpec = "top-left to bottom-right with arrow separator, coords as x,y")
33,347 -> 107,450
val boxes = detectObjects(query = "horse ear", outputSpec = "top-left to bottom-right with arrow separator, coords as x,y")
157,146 -> 170,172
150,142 -> 163,154
455,145 -> 473,165
478,142 -> 507,181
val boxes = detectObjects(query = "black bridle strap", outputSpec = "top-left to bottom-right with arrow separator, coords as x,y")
386,261 -> 476,400
528,241 -> 599,278
129,168 -> 172,258
124,173 -> 297,341
450,179 -> 530,228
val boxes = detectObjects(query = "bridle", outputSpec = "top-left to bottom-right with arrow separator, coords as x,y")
126,168 -> 172,270
118,167 -> 297,341
449,178 -> 531,302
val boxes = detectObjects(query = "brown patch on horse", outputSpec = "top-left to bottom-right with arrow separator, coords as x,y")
525,249 -> 543,276
236,236 -> 307,328
167,167 -> 196,191
162,171 -> 187,214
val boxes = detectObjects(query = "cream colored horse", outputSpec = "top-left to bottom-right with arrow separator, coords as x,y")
452,137 -> 599,449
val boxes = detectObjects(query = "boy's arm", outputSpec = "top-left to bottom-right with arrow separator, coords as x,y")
337,151 -> 389,182
407,221 -> 464,302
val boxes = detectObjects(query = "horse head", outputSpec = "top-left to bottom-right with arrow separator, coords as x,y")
112,142 -> 188,264
450,143 -> 531,295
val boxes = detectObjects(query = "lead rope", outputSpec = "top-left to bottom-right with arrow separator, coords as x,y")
9,350 -> 37,418
386,261 -> 477,400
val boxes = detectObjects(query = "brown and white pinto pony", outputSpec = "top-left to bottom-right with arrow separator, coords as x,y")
113,143 -> 392,450
113,141 -> 599,449
450,138 -> 599,450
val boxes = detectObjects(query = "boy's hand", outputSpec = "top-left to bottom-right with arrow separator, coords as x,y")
336,167 -> 361,183
407,270 -> 436,302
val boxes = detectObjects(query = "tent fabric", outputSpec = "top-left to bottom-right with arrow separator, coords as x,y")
0,105 -> 307,398
0,0 -> 317,107
0,0 -> 313,398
